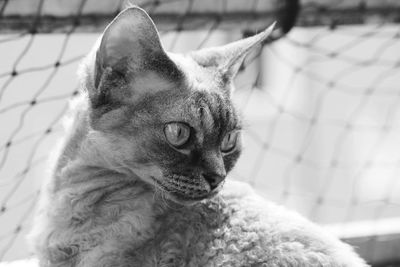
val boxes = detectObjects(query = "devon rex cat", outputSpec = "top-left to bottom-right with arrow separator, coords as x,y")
30,6 -> 369,267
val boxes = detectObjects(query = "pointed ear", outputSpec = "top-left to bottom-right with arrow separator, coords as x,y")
189,23 -> 275,83
93,7 -> 182,106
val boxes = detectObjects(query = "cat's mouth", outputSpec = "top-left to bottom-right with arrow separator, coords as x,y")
150,175 -> 219,203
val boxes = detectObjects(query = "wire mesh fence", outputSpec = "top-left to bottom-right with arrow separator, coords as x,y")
0,0 -> 400,264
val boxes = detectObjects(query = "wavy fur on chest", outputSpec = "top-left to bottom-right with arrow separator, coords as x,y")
31,151 -> 367,267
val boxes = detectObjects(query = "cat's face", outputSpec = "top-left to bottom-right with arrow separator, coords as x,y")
98,85 -> 242,202
85,7 -> 273,204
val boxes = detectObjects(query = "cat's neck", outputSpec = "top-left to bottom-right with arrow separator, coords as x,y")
50,94 -> 171,215
52,95 -> 129,186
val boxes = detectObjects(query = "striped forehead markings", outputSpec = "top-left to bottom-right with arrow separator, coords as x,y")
197,95 -> 215,131
196,92 -> 232,135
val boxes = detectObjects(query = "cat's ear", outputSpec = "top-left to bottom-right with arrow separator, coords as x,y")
92,7 -> 182,105
190,23 -> 275,85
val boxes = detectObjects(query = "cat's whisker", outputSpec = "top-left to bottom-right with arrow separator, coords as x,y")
152,183 -> 159,202
150,177 -> 175,209
159,188 -> 175,210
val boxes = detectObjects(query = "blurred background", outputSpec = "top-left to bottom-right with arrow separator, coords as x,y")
0,0 -> 400,266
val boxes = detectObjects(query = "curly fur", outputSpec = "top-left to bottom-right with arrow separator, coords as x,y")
125,181 -> 369,267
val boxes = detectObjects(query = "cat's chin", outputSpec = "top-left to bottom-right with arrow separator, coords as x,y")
150,176 -> 221,205
168,189 -> 220,205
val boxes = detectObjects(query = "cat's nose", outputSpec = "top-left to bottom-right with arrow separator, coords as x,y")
203,172 -> 225,190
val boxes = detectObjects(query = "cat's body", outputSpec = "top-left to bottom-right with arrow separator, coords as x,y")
31,7 -> 369,267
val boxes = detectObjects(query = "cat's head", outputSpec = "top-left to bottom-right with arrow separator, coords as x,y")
83,7 -> 273,204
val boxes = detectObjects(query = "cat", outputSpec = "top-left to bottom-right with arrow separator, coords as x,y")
30,6 -> 369,267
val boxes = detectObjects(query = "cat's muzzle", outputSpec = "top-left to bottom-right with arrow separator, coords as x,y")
152,174 -> 221,202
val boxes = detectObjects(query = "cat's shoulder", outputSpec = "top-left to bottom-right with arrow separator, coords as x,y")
198,180 -> 369,266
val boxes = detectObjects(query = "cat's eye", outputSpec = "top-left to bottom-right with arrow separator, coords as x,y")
164,122 -> 191,148
221,131 -> 240,153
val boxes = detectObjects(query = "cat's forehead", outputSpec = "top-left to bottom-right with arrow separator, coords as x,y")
168,52 -> 223,92
152,53 -> 238,132
157,89 -> 238,138
125,52 -> 238,133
